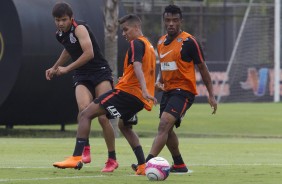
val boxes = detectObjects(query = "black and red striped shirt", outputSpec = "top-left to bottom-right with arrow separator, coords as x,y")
126,39 -> 145,65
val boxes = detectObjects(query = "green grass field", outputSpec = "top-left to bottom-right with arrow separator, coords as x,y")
0,103 -> 282,183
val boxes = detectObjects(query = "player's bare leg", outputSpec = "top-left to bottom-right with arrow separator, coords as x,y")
95,81 -> 119,172
118,119 -> 146,175
166,130 -> 188,173
74,85 -> 94,164
53,85 -> 92,169
148,112 -> 175,157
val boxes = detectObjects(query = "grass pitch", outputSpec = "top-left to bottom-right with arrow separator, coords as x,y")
0,138 -> 281,184
0,103 -> 282,183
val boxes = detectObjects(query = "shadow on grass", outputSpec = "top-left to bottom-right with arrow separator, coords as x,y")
0,128 -> 104,138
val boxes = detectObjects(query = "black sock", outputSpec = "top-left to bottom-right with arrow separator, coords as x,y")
172,154 -> 185,165
108,151 -> 116,160
73,138 -> 87,156
133,145 -> 145,165
85,138 -> 90,147
145,154 -> 154,162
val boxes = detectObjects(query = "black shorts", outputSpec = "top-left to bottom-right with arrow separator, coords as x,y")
160,89 -> 195,128
72,68 -> 113,98
94,89 -> 144,125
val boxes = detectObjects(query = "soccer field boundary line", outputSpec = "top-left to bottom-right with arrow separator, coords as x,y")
1,163 -> 282,169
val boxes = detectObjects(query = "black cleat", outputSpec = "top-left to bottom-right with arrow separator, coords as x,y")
74,162 -> 83,170
131,163 -> 138,172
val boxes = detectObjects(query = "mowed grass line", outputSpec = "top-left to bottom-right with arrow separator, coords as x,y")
135,102 -> 282,137
1,103 -> 281,138
0,138 -> 281,184
0,103 -> 282,138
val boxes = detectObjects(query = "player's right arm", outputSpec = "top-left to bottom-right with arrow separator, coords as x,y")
133,61 -> 157,104
45,49 -> 71,80
130,39 -> 157,104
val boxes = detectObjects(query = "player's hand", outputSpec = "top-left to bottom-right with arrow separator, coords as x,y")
56,66 -> 69,76
155,81 -> 164,92
45,67 -> 58,80
208,95 -> 217,114
142,90 -> 158,105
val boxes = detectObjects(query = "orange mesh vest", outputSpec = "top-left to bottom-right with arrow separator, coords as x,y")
115,36 -> 156,111
157,32 -> 198,95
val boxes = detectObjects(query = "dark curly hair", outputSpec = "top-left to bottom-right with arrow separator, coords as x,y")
163,5 -> 182,19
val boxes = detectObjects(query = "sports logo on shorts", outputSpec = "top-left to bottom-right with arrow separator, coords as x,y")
69,33 -> 77,43
106,106 -> 121,118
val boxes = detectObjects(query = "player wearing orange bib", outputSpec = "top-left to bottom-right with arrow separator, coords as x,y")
145,5 -> 217,173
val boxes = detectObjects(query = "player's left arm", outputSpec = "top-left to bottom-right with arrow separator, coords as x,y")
57,25 -> 94,75
197,62 -> 217,114
183,37 -> 217,114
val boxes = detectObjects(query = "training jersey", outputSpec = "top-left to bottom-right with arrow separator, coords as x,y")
56,20 -> 111,75
157,31 -> 205,95
115,36 -> 156,111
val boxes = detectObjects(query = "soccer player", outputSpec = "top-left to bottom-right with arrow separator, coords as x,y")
74,13 -> 156,175
145,5 -> 217,173
46,2 -> 118,172
115,14 -> 157,175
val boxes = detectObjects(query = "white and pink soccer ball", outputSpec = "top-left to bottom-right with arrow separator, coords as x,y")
145,157 -> 170,181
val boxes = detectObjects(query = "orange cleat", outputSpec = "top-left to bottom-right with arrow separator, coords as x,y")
53,156 -> 83,170
135,163 -> 146,175
82,146 -> 91,164
101,158 -> 119,172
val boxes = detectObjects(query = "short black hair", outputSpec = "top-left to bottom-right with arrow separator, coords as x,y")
52,1 -> 73,18
163,5 -> 182,19
118,14 -> 141,25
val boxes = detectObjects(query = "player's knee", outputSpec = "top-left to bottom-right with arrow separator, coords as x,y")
78,110 -> 89,123
78,104 -> 89,113
118,120 -> 132,132
158,119 -> 173,134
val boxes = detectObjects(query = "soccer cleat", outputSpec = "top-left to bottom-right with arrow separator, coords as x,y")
101,158 -> 119,172
170,163 -> 188,173
82,146 -> 91,164
53,156 -> 83,170
135,163 -> 146,175
131,163 -> 138,172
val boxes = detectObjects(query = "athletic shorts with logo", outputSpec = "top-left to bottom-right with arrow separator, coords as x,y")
94,89 -> 143,126
160,89 -> 195,128
72,67 -> 113,98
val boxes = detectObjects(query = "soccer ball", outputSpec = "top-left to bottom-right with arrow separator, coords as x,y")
145,157 -> 170,181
